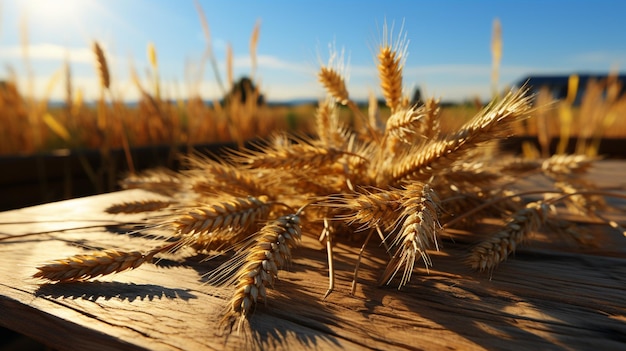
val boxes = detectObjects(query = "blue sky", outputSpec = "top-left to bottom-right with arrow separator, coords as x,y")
1,0 -> 625,102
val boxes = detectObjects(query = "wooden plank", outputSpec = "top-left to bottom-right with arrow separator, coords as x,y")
0,161 -> 625,351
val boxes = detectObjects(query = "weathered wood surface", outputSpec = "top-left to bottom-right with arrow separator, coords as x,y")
0,161 -> 625,351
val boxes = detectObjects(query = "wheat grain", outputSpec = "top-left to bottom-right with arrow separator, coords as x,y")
378,46 -> 403,113
553,181 -> 607,215
183,158 -> 271,198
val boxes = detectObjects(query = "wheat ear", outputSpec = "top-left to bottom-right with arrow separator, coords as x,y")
187,161 -> 271,198
469,201 -> 548,271
173,195 -> 271,237
105,200 -> 173,214
232,141 -> 347,171
380,183 -> 440,288
420,98 -> 441,139
33,243 -> 176,282
384,105 -> 425,144
92,42 -> 110,89
318,66 -> 349,106
331,188 -> 403,231
315,97 -> 346,148
386,87 -> 532,185
541,154 -> 595,176
221,214 -> 302,331
377,21 -> 408,113
378,46 -> 404,113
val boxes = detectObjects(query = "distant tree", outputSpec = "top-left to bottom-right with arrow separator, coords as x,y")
411,87 -> 423,106
223,76 -> 265,106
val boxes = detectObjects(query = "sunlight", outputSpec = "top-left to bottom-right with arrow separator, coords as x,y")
24,0 -> 91,23
20,0 -> 105,42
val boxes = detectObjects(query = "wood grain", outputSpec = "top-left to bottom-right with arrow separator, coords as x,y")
0,161 -> 625,351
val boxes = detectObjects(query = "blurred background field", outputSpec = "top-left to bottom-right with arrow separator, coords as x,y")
1,0 -> 626,211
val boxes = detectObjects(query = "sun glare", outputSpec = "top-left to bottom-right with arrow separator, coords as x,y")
22,0 -> 100,37
25,0 -> 86,21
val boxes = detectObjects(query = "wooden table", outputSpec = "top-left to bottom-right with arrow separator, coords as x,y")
1,161 -> 625,351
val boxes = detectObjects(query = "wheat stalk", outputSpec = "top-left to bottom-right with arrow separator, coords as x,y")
318,66 -> 349,106
490,18 -> 502,98
380,183 -> 440,287
191,168 -> 270,199
172,196 -> 271,237
92,41 -> 110,90
315,97 -> 345,148
469,201 -> 549,271
541,154 -> 595,176
385,87 -> 532,185
232,139 -> 348,171
377,47 -> 404,113
378,21 -> 408,113
226,43 -> 233,88
33,243 -> 176,282
214,214 -> 301,331
384,105 -> 425,144
330,188 -> 403,231
249,19 -> 261,80
105,200 -> 173,214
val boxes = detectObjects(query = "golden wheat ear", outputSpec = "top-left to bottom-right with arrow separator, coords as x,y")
105,200 -> 173,214
213,214 -> 302,332
227,135 -> 348,172
33,242 -> 177,282
380,184 -> 440,288
92,41 -> 110,90
171,195 -> 271,237
469,201 -> 549,272
327,188 -> 404,231
385,87 -> 533,186
377,45 -> 404,113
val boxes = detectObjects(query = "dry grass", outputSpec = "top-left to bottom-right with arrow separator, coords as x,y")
28,22 -> 626,337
